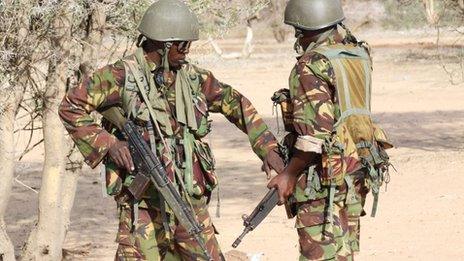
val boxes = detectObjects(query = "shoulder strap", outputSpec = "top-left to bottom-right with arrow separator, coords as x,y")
124,53 -> 173,150
313,45 -> 373,126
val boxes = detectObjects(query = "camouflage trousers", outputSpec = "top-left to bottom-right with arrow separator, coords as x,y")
295,184 -> 352,261
345,170 -> 370,253
115,197 -> 224,261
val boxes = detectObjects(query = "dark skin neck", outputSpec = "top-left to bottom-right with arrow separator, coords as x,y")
299,28 -> 343,50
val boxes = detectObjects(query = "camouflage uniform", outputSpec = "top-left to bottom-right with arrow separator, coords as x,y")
279,0 -> 392,259
59,50 -> 278,260
344,170 -> 369,253
283,36 -> 362,261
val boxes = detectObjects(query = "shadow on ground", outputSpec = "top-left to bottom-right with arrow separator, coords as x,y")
6,110 -> 463,259
372,110 -> 464,151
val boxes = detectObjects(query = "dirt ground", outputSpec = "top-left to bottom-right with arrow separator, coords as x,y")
5,30 -> 464,261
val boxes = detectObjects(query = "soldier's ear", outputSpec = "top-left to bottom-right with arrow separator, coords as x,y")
141,38 -> 164,53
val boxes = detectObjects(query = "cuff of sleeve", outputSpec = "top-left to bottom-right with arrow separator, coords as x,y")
84,133 -> 118,169
264,141 -> 278,156
253,136 -> 278,161
294,135 -> 324,154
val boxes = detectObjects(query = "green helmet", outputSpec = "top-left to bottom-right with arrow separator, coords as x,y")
138,0 -> 200,42
284,0 -> 345,31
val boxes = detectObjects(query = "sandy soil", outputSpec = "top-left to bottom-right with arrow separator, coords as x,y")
5,33 -> 464,261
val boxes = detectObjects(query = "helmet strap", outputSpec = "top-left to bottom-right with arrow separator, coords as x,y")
339,23 -> 358,44
136,35 -> 146,47
293,34 -> 305,56
158,42 -> 172,73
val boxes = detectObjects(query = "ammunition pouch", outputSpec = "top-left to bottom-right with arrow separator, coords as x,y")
194,140 -> 217,193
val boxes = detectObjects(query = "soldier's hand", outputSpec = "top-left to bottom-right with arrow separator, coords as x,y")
267,171 -> 297,205
262,148 -> 285,180
108,140 -> 134,172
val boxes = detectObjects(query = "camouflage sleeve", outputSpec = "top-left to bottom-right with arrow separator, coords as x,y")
198,68 -> 278,160
58,61 -> 125,168
290,52 -> 336,153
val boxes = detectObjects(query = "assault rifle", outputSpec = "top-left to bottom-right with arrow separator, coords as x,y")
102,108 -> 212,261
232,188 -> 280,248
232,185 -> 296,248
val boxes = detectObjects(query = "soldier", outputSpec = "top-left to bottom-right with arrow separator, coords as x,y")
268,0 -> 392,260
59,0 -> 283,260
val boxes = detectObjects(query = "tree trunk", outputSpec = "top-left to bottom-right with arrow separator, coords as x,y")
270,0 -> 287,43
0,82 -> 23,261
208,20 -> 255,60
424,0 -> 439,25
59,156 -> 80,251
58,5 -> 108,254
22,59 -> 67,260
79,5 -> 106,75
58,4 -> 107,247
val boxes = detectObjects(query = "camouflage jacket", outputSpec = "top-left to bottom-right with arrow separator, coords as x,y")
59,50 -> 278,206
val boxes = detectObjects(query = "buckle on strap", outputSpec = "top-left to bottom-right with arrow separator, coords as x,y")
304,165 -> 321,200
344,175 -> 357,205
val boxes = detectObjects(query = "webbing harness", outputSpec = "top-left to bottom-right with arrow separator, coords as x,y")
122,49 -> 199,232
313,45 -> 372,128
125,48 -> 200,198
147,121 -> 170,232
311,44 -> 380,220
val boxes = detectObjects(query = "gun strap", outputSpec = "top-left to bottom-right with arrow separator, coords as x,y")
215,183 -> 221,218
182,129 -> 195,196
272,102 -> 281,134
100,164 -> 108,198
147,121 -> 171,233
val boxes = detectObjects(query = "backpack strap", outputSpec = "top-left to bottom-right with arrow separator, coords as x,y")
312,45 -> 373,127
